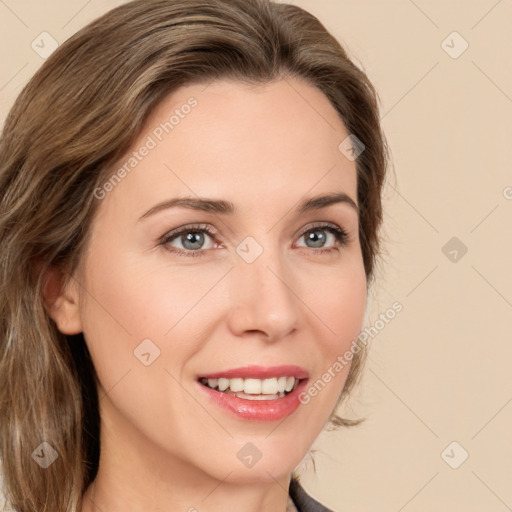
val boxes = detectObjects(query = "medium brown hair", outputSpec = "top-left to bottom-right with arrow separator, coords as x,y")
0,0 -> 389,510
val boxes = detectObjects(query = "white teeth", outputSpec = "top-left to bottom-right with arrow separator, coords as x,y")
277,376 -> 287,393
229,378 -> 244,392
201,376 -> 299,396
261,377 -> 277,394
244,378 -> 261,394
285,376 -> 295,392
218,378 -> 229,392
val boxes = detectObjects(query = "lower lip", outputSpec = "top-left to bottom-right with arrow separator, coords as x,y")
196,379 -> 309,422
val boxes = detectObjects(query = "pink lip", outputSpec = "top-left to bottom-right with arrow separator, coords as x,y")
196,377 -> 309,422
198,365 -> 309,380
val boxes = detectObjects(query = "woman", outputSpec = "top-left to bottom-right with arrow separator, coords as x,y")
0,0 -> 389,510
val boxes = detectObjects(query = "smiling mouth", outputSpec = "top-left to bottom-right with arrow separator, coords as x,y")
198,376 -> 302,400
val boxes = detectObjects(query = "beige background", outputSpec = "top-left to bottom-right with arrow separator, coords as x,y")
1,1 -> 511,511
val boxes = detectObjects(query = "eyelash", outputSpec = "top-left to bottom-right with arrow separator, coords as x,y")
159,222 -> 350,258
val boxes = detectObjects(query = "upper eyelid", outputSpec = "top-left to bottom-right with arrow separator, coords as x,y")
161,221 -> 349,246
161,223 -> 219,241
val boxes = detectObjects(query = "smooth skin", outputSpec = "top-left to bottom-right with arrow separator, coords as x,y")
45,77 -> 367,512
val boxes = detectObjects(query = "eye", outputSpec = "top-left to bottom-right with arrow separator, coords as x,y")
159,222 -> 350,258
295,223 -> 349,253
160,223 -> 218,258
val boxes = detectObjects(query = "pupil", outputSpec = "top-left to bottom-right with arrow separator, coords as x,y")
307,230 -> 325,248
184,232 -> 203,249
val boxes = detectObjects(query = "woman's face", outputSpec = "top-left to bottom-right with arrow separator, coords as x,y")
65,78 -> 366,486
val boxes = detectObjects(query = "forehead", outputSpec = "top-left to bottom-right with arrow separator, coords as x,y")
98,78 -> 357,218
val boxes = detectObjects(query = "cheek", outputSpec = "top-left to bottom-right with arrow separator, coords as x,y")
304,261 -> 367,402
291,262 -> 367,440
77,250 -> 225,379
311,260 -> 367,352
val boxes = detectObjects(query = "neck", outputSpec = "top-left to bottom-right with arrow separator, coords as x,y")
80,470 -> 293,512
79,406 -> 294,512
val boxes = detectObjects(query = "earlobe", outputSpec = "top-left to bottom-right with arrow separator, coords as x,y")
41,264 -> 83,335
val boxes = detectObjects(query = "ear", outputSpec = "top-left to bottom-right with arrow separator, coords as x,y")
41,263 -> 83,335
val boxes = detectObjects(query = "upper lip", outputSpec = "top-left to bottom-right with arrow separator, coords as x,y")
198,365 -> 309,380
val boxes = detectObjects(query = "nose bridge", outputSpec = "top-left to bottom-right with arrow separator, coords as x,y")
227,238 -> 299,340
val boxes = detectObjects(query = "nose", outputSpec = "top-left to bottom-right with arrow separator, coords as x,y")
226,246 -> 299,342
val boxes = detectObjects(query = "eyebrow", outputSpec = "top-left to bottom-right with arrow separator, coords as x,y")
139,191 -> 359,221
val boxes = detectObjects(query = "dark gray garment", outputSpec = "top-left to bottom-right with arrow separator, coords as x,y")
289,477 -> 335,512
